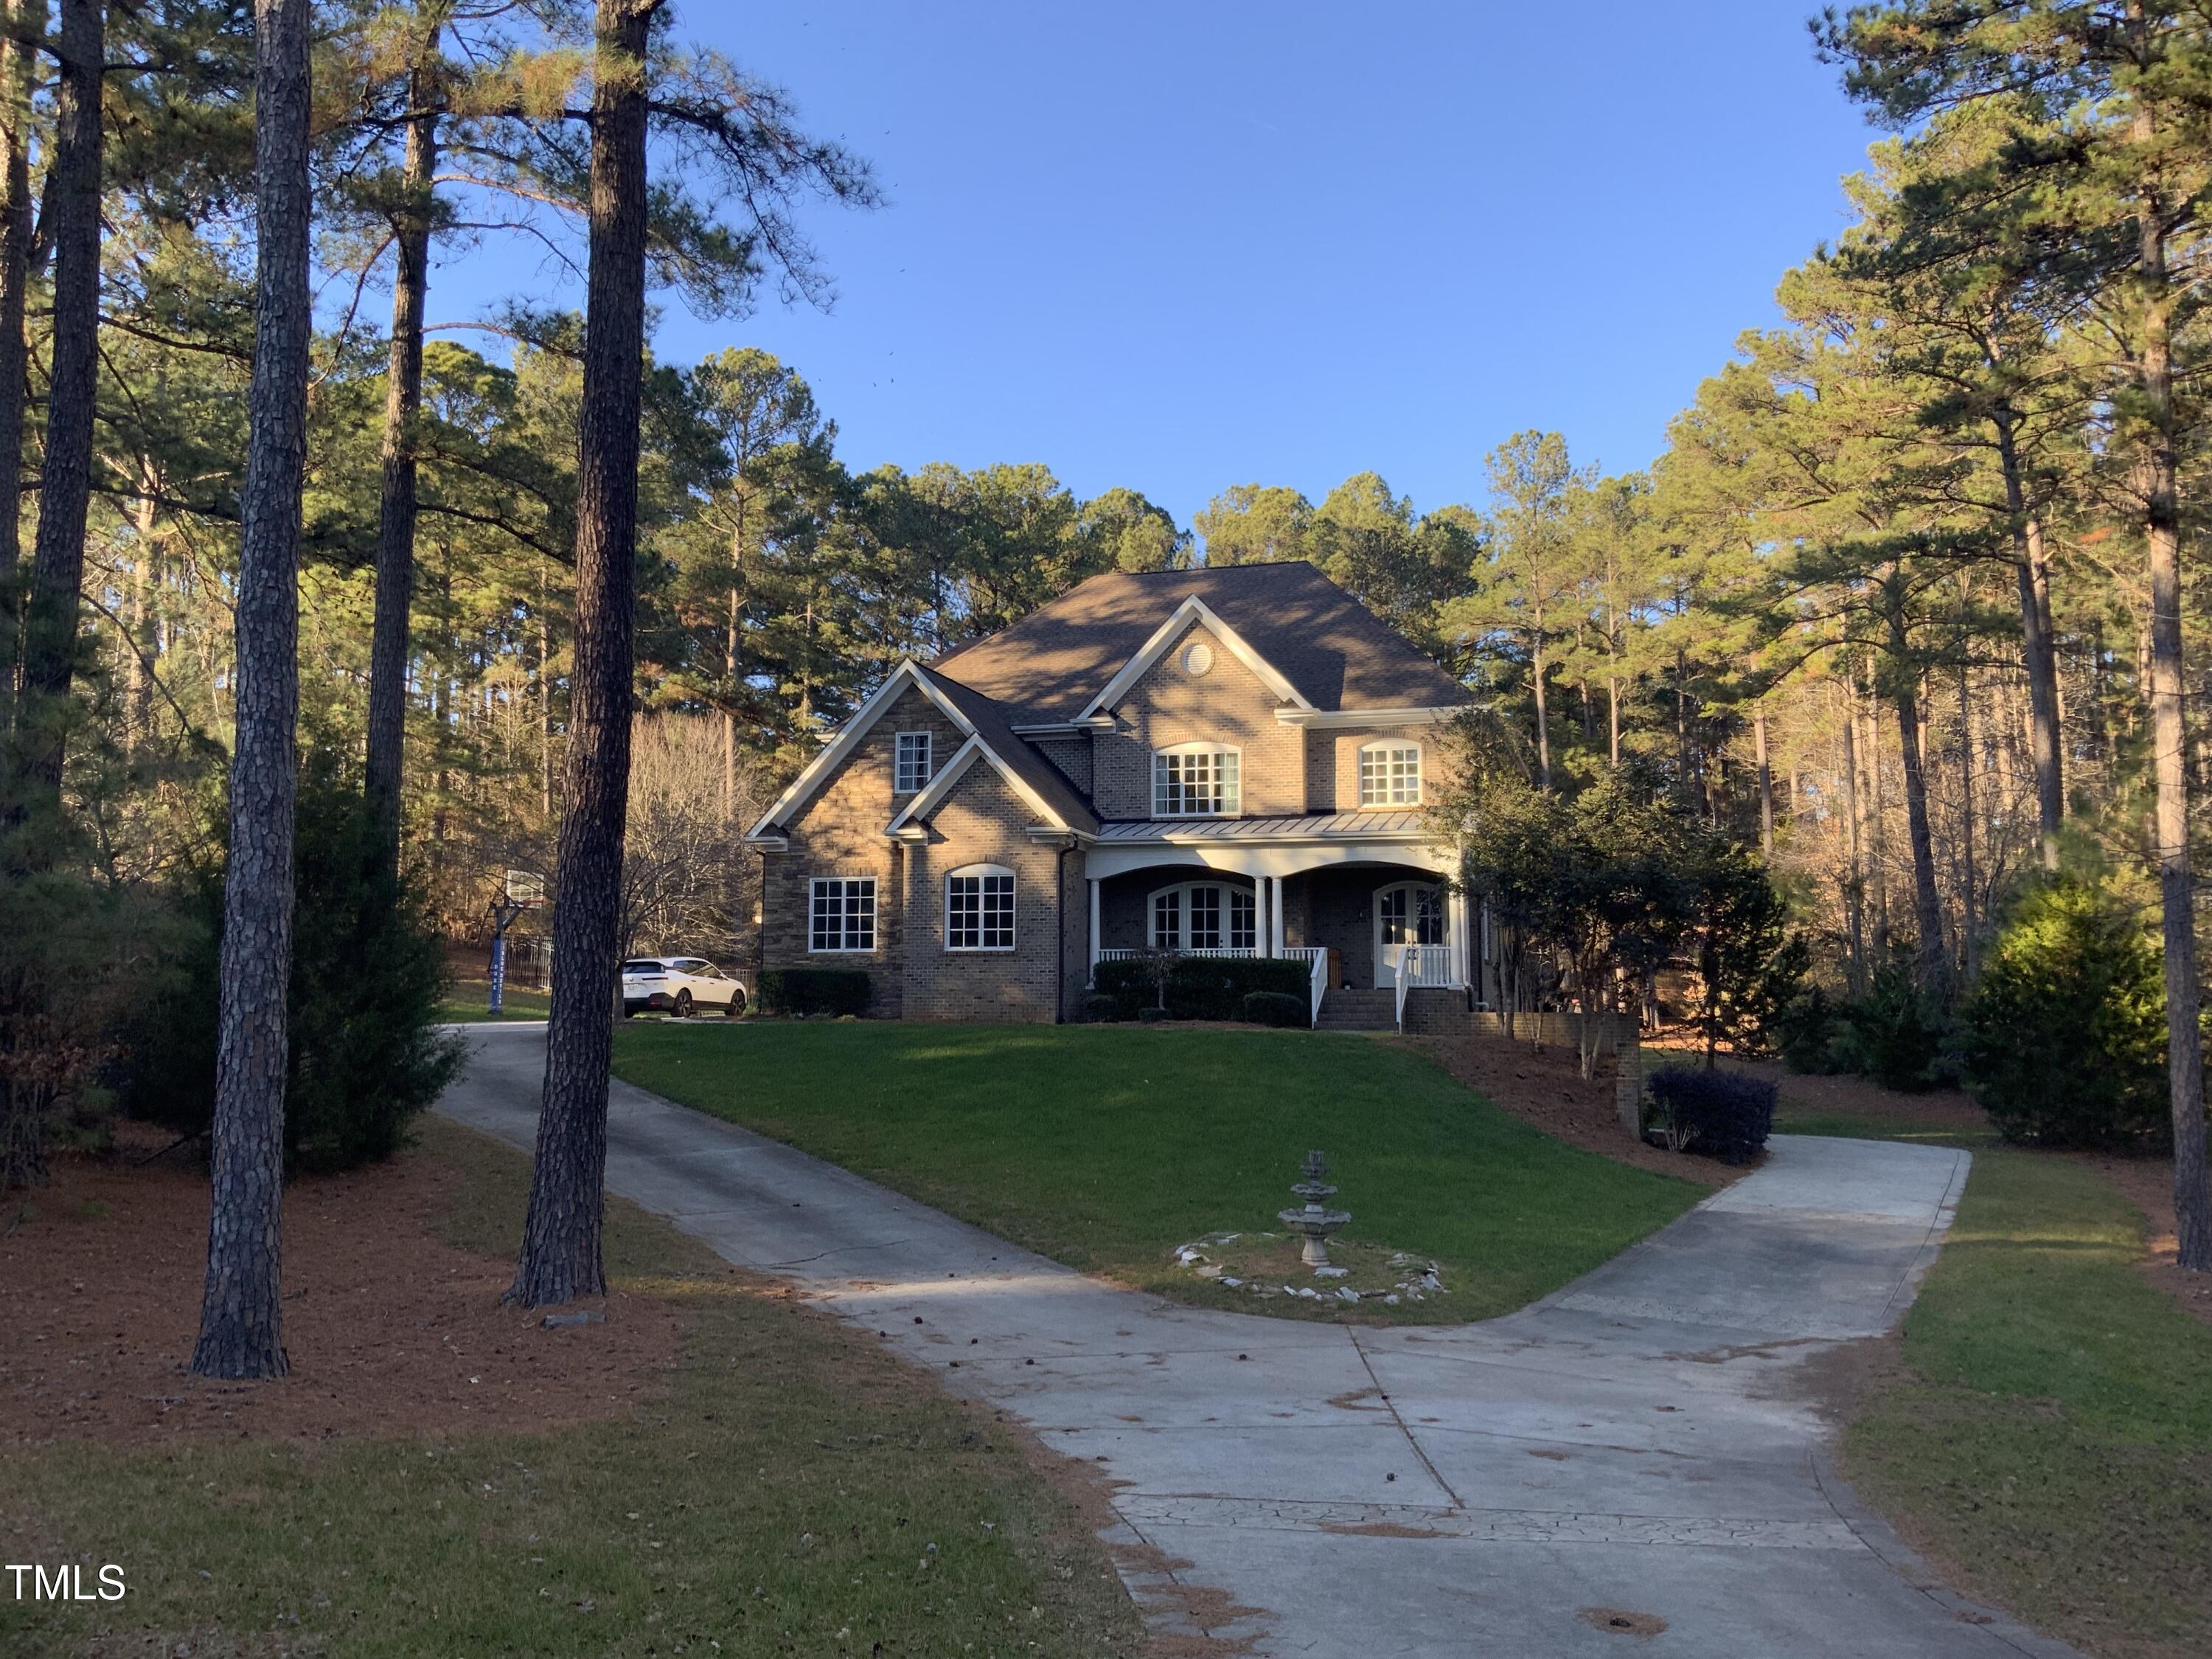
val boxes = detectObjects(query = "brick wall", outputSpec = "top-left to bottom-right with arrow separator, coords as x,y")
902,764 -> 1068,1022
761,684 -> 968,1018
1089,619 -> 1304,819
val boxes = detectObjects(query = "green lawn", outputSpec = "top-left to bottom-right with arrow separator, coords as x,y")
610,1022 -> 1703,1324
1787,1102 -> 2210,1658
437,978 -> 551,1022
1,1120 -> 1139,1659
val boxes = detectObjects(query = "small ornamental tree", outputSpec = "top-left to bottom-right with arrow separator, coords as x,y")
1959,878 -> 2170,1150
1688,843 -> 1809,1067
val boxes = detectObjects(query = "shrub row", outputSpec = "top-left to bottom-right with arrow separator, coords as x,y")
1646,1066 -> 1775,1166
757,967 -> 870,1018
1091,956 -> 1312,1022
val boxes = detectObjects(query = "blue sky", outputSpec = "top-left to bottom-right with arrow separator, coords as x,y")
433,2 -> 1880,531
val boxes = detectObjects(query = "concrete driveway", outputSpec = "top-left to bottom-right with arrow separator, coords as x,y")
439,1023 -> 2078,1658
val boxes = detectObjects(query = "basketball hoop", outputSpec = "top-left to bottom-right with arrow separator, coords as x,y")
487,871 -> 547,1015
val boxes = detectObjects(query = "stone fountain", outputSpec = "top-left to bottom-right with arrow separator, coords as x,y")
1277,1150 -> 1351,1269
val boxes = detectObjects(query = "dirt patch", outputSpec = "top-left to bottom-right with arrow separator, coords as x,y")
1,1122 -> 684,1444
1408,1034 -> 1739,1188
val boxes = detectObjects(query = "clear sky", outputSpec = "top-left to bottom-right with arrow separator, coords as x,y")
431,2 -> 1881,532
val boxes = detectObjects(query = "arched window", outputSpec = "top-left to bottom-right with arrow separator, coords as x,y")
1147,880 -> 1257,953
1152,742 -> 1241,817
1359,740 -> 1422,807
946,863 -> 1016,951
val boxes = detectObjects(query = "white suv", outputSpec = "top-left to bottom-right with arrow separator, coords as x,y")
621,956 -> 747,1018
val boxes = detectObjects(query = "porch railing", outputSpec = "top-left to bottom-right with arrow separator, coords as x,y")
1091,945 -> 1330,1029
1394,944 -> 1456,1029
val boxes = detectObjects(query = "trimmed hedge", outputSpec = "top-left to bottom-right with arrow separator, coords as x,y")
1092,956 -> 1312,1021
1243,990 -> 1307,1029
758,967 -> 870,1018
1646,1066 -> 1775,1166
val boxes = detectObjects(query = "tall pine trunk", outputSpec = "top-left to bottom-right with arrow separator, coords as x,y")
364,38 -> 441,862
0,0 -> 32,600
1841,702 -> 1865,993
1753,707 -> 1773,857
192,0 -> 313,1382
18,0 -> 102,800
1885,594 -> 1946,992
1994,415 -> 2065,869
2129,123 -> 2210,1271
1530,612 -> 1551,790
509,0 -> 653,1309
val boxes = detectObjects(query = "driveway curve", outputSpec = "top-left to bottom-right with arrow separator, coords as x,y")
439,1023 -> 2078,1659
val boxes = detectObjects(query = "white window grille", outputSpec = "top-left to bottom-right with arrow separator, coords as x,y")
1152,745 -> 1240,817
894,731 -> 933,793
1359,742 -> 1422,807
810,877 -> 877,952
947,866 -> 1016,951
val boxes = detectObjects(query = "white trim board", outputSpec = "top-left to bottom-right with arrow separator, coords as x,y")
1075,597 -> 1315,721
1274,705 -> 1464,728
884,734 -> 1076,841
745,659 -> 975,842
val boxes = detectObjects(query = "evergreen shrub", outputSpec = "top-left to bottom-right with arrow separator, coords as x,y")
1646,1066 -> 1776,1165
1960,878 -> 2170,1149
1242,990 -> 1307,1028
1092,956 -> 1310,1020
757,967 -> 871,1018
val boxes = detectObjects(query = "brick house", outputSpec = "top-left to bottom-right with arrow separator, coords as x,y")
744,561 -> 1500,1026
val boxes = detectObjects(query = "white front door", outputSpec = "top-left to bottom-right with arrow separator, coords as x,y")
1374,883 -> 1447,989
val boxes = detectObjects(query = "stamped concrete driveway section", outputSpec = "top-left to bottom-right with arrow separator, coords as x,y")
440,1025 -> 2079,1659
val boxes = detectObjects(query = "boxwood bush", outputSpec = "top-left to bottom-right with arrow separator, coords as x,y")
1092,956 -> 1312,1020
1242,990 -> 1308,1028
758,966 -> 870,1018
1646,1066 -> 1776,1166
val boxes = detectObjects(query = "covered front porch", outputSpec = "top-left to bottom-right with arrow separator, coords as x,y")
1081,817 -> 1489,1023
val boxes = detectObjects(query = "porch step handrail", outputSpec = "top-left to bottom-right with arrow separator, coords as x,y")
1394,943 -> 1455,1029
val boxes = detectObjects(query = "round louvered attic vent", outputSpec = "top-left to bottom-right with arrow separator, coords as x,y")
1180,638 -> 1214,677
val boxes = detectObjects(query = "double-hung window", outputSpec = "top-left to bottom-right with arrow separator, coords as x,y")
894,731 -> 933,794
1359,742 -> 1422,807
810,877 -> 876,952
946,865 -> 1016,951
1152,744 -> 1240,817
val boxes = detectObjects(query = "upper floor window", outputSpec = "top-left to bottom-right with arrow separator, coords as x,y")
810,877 -> 877,953
894,731 -> 933,794
1153,743 -> 1240,817
946,864 -> 1016,951
1359,742 -> 1422,807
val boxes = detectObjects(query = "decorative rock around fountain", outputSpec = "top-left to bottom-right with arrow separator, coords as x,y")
1277,1150 -> 1351,1268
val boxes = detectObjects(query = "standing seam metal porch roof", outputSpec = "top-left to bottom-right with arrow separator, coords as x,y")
1094,811 -> 1428,841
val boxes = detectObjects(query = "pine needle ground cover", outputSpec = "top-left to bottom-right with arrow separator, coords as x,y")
610,1022 -> 1702,1324
1,1119 -> 1139,1659
1776,1088 -> 2211,1659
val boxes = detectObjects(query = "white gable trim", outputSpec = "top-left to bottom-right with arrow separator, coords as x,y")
1074,597 -> 1315,721
744,659 -> 975,842
883,734 -> 1075,839
1274,705 -> 1464,729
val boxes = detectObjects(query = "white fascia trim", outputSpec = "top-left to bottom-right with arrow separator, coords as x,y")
744,659 -> 976,841
1274,705 -> 1464,728
883,734 -> 1073,838
1009,720 -> 1097,737
1075,597 -> 1315,721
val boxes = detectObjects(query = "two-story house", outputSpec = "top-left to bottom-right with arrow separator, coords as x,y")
743,560 -> 1497,1026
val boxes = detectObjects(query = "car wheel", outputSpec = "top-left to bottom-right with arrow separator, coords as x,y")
674,990 -> 692,1018
724,988 -> 745,1018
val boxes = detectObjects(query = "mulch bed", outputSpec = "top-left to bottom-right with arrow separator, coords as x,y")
1405,1033 -> 1741,1188
1,1122 -> 684,1446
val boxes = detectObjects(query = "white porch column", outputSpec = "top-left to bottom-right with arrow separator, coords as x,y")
1088,878 -> 1102,983
1447,888 -> 1470,989
1271,875 -> 1287,956
1260,875 -> 1276,956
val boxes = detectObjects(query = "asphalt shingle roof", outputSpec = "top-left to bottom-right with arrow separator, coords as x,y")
932,562 -> 1470,724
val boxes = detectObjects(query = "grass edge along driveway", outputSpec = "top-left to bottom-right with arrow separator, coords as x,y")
1783,1105 -> 2212,1659
611,1021 -> 1703,1325
1,1119 -> 1141,1659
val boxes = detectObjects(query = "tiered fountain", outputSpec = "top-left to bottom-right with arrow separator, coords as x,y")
1277,1150 -> 1351,1268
